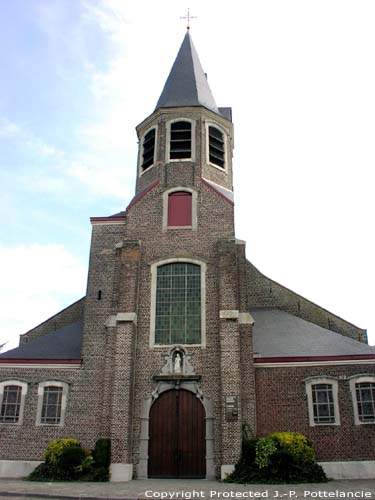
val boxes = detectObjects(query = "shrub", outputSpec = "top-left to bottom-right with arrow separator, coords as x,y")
44,438 -> 80,465
92,438 -> 111,468
225,431 -> 327,484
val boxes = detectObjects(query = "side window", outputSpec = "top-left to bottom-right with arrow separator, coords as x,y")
350,376 -> 375,424
208,125 -> 225,169
0,381 -> 28,425
141,128 -> 156,172
36,381 -> 69,426
169,121 -> 192,160
305,378 -> 340,426
168,191 -> 192,227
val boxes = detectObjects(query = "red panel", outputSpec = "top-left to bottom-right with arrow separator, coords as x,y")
168,192 -> 192,227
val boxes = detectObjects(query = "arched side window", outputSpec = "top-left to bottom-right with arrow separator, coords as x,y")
349,375 -> 375,425
169,120 -> 193,160
0,380 -> 28,425
208,124 -> 226,169
150,259 -> 206,347
162,188 -> 198,231
305,377 -> 340,426
140,127 -> 156,173
36,381 -> 69,427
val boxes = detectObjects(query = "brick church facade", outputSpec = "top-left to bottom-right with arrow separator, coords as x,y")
1,32 -> 375,481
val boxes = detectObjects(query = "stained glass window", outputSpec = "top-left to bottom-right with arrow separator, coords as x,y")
155,263 -> 201,344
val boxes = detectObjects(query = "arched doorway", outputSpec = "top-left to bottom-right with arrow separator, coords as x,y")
148,389 -> 206,478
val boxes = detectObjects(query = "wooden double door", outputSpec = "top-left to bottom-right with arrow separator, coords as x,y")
148,389 -> 206,478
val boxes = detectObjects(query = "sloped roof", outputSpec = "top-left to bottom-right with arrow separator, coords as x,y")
0,321 -> 83,361
155,32 -> 219,114
251,308 -> 375,358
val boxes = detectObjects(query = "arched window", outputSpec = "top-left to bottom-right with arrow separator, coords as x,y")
305,377 -> 340,426
349,376 -> 375,425
0,380 -> 28,425
208,125 -> 225,169
169,121 -> 192,160
36,381 -> 69,426
168,191 -> 192,227
151,260 -> 206,346
141,128 -> 156,171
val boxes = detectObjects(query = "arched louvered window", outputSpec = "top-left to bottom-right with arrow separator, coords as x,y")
141,128 -> 156,171
208,125 -> 225,169
170,121 -> 192,160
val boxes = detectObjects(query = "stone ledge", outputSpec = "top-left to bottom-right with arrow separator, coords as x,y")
220,310 -> 239,320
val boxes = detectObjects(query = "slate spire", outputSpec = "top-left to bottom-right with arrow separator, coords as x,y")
155,31 -> 219,113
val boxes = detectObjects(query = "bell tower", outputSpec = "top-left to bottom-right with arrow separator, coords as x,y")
135,31 -> 234,198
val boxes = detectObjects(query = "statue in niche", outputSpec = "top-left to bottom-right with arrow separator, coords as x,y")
174,352 -> 183,373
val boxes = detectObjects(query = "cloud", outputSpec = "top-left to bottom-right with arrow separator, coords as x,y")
0,118 -> 21,138
0,244 -> 87,351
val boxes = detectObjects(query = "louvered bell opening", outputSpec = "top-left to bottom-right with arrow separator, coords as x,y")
170,121 -> 192,160
209,126 -> 225,168
142,129 -> 156,170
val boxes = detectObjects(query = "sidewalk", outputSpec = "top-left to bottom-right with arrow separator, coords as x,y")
0,478 -> 375,500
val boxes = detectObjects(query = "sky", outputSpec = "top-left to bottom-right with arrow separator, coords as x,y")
0,0 -> 374,351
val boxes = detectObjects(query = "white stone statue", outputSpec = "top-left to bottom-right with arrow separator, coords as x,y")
174,353 -> 182,373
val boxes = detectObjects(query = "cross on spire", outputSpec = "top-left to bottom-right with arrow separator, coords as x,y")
180,8 -> 197,30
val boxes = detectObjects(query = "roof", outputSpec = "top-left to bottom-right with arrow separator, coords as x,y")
155,32 -> 219,114
251,308 -> 375,358
0,321 -> 83,361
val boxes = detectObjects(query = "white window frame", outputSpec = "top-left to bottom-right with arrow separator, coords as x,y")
305,377 -> 340,427
349,375 -> 375,425
36,380 -> 69,427
206,122 -> 227,173
149,258 -> 206,348
138,125 -> 158,176
0,380 -> 28,425
166,118 -> 195,162
162,187 -> 198,231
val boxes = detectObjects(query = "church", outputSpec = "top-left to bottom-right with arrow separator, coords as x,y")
1,31 -> 375,482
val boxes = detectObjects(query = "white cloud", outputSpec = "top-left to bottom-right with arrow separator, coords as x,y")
0,118 -> 21,138
0,244 -> 86,351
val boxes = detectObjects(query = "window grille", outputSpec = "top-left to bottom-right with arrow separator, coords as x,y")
0,385 -> 22,423
208,126 -> 225,168
41,386 -> 63,424
170,121 -> 192,160
312,384 -> 335,424
155,263 -> 201,344
356,383 -> 375,422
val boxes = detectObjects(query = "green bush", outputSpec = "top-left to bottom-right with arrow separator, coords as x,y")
28,437 -> 111,482
92,438 -> 111,468
44,438 -> 80,465
225,431 -> 327,484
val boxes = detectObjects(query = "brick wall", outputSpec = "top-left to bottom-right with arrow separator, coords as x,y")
255,363 -> 375,461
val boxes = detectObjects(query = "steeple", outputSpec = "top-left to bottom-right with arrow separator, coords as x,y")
155,32 -> 219,114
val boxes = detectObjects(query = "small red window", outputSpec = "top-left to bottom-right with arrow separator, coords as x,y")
168,191 -> 192,227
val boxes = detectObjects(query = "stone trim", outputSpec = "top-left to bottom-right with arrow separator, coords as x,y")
220,310 -> 239,320
116,312 -> 137,324
110,463 -> 133,482
162,187 -> 198,231
35,380 -> 69,427
149,258 -> 206,348
319,460 -> 375,480
238,312 -> 255,325
349,375 -> 375,425
137,381 -> 215,480
0,460 -> 42,478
